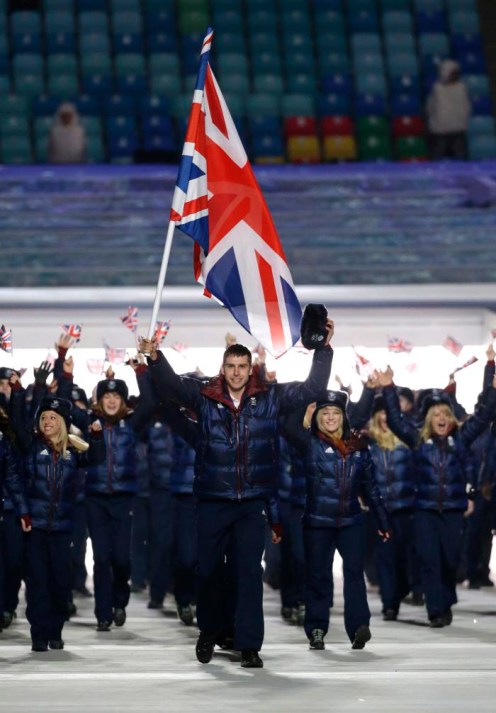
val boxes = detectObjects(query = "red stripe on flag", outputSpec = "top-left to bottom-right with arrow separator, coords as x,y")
255,251 -> 285,352
182,195 -> 209,217
185,103 -> 203,144
205,65 -> 229,139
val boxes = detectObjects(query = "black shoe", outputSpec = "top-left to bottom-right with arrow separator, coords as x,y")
352,624 -> 371,650
96,620 -> 112,632
147,600 -> 163,610
49,639 -> 64,650
280,606 -> 293,621
216,634 -> 235,650
130,583 -> 145,593
295,604 -> 305,627
468,580 -> 481,590
429,616 -> 445,628
74,586 -> 93,598
443,609 -> 453,626
196,633 -> 215,664
480,577 -> 494,587
2,611 -> 14,629
32,641 -> 48,652
309,628 -> 325,650
66,602 -> 77,619
383,609 -> 397,621
113,608 -> 126,627
240,649 -> 263,668
177,605 -> 194,626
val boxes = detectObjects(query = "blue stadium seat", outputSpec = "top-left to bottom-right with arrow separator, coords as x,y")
351,33 -> 381,53
46,32 -> 76,53
74,94 -> 101,115
139,95 -> 170,117
455,51 -> 486,74
318,51 -> 350,75
353,51 -> 385,73
470,94 -> 493,116
382,12 -> 412,33
32,94 -> 62,116
113,33 -> 145,53
112,11 -> 143,34
386,51 -> 419,76
416,11 -> 447,33
451,33 -> 483,54
348,10 -> 379,33
418,33 -> 450,57
449,11 -> 480,34
102,94 -> 137,116
465,74 -> 491,97
354,93 -> 388,116
82,73 -> 114,96
321,73 -> 353,96
468,134 -> 496,160
390,74 -> 420,95
384,32 -> 416,54
355,72 -> 388,97
10,11 -> 41,34
78,12 -> 109,33
146,31 -> 177,53
318,92 -> 351,116
44,11 -> 75,33
106,116 -> 137,136
391,92 -> 421,116
11,32 -> 42,53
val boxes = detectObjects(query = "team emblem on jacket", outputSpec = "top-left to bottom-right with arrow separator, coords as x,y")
250,397 -> 257,407
325,446 -> 334,454
40,449 -> 49,456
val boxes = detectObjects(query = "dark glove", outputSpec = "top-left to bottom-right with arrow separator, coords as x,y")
34,361 -> 53,386
300,304 -> 328,350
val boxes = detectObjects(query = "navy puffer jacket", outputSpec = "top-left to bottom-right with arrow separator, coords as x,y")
171,435 -> 195,495
148,347 -> 333,501
147,419 -> 175,490
25,435 -> 105,531
383,384 -> 496,511
86,419 -> 137,495
285,421 -> 388,531
369,442 -> 415,512
0,433 -> 28,517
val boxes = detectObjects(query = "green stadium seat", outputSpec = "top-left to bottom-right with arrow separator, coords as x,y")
286,73 -> 317,95
358,134 -> 393,160
282,93 -> 315,117
0,135 -> 33,164
14,72 -> 45,97
0,94 -> 30,114
47,54 -> 78,75
85,134 -> 106,162
178,10 -> 210,34
0,113 -> 30,136
150,74 -> 182,97
78,12 -> 109,33
79,32 -> 111,53
112,11 -> 143,34
253,74 -> 284,95
357,115 -> 390,140
47,73 -> 79,96
219,72 -> 250,95
246,93 -> 281,117
81,52 -> 112,75
149,53 -> 180,75
115,53 -> 146,75
395,135 -> 428,160
44,11 -> 75,33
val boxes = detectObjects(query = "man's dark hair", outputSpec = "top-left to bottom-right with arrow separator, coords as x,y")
223,344 -> 252,365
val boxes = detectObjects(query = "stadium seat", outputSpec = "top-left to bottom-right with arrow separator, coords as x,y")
251,134 -> 285,164
449,11 -> 480,34
392,116 -> 426,137
390,92 -> 421,116
284,116 -> 318,138
357,116 -> 390,141
322,135 -> 357,161
0,135 -> 33,164
468,135 -> 496,160
318,92 -> 351,116
468,116 -> 495,138
282,93 -> 315,117
321,116 -> 354,136
358,134 -> 392,161
383,12 -> 413,34
395,135 -> 428,160
287,135 -> 321,163
246,93 -> 281,117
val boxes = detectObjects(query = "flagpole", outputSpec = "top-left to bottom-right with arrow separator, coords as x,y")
147,219 -> 176,339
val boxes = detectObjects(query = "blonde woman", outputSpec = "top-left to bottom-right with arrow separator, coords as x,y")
12,395 -> 104,652
367,396 -> 415,621
378,367 -> 496,627
284,391 -> 390,651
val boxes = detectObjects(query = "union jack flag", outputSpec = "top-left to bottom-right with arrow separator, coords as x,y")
61,324 -> 82,343
387,337 -> 413,354
172,341 -> 188,355
491,328 -> 496,339
352,346 -> 373,380
443,336 -> 462,356
86,358 -> 105,375
103,341 -> 127,365
120,306 -> 139,333
0,325 -> 12,353
169,29 -> 302,357
154,320 -> 171,344
453,356 -> 478,374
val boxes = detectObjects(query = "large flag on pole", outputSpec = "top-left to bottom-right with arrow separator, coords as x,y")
169,29 -> 302,357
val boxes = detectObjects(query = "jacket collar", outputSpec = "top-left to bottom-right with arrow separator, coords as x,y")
201,371 -> 269,410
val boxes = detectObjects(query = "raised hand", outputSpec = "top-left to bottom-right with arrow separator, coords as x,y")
34,360 -> 53,386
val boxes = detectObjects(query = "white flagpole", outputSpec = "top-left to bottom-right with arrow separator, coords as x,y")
147,219 -> 176,339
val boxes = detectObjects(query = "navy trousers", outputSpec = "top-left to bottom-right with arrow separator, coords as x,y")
414,509 -> 464,619
86,494 -> 133,622
304,523 -> 370,643
71,502 -> 89,592
130,495 -> 150,589
25,529 -> 72,644
465,493 -> 493,584
148,488 -> 174,604
2,510 -> 24,615
195,498 -> 266,651
376,510 -> 413,614
172,494 -> 197,607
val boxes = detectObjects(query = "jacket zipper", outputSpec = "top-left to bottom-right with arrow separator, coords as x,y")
234,413 -> 241,499
106,426 -> 114,493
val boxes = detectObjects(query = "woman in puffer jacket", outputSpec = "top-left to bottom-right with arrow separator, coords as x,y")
378,367 -> 496,628
12,394 -> 104,652
367,395 -> 415,621
284,390 -> 390,653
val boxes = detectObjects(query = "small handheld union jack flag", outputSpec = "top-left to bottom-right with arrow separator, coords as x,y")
172,341 -> 188,355
61,324 -> 82,343
86,358 -> 105,375
453,356 -> 478,374
443,336 -> 463,356
103,341 -> 127,365
0,325 -> 12,353
120,306 -> 139,333
154,320 -> 171,344
387,337 -> 413,354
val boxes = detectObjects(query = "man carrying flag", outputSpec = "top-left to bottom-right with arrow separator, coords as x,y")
140,313 -> 333,668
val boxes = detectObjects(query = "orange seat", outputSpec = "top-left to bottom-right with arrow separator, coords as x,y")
323,135 -> 357,161
287,135 -> 321,163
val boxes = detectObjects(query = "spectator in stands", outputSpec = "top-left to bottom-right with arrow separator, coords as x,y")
426,59 -> 471,161
47,103 -> 86,165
